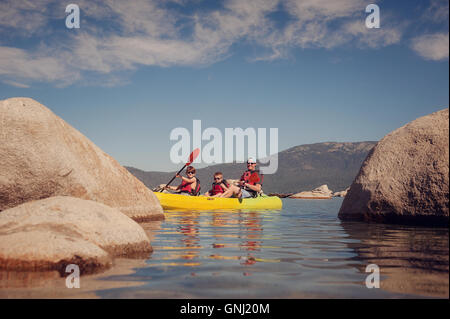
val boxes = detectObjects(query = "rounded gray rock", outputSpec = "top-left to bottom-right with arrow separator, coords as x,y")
0,196 -> 153,273
0,97 -> 164,221
339,108 -> 449,226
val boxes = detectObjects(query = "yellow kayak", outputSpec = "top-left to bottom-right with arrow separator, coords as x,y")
154,192 -> 282,211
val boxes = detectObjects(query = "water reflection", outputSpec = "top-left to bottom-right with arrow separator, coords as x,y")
1,199 -> 448,298
0,258 -> 151,298
179,212 -> 201,262
158,211 -> 273,271
211,212 -> 266,268
144,202 -> 448,298
341,221 -> 449,297
154,212 -> 203,267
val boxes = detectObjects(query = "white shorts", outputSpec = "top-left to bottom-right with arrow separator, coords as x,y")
240,189 -> 254,198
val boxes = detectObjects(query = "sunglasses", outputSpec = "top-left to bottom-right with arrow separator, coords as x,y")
247,162 -> 256,165
214,177 -> 222,180
187,172 -> 195,175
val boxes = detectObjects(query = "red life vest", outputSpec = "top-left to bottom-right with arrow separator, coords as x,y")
240,170 -> 263,197
210,181 -> 230,196
178,177 -> 201,195
240,170 -> 263,185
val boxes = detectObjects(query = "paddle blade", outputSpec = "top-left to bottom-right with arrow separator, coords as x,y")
187,148 -> 200,165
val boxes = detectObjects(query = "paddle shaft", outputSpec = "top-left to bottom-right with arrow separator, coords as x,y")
159,148 -> 200,193
161,164 -> 187,192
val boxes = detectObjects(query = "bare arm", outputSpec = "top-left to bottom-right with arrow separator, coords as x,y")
221,182 -> 230,192
180,176 -> 196,183
165,175 -> 195,191
245,183 -> 261,192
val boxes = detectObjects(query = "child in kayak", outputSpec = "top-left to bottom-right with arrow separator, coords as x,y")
204,172 -> 230,197
165,166 -> 201,195
220,157 -> 263,198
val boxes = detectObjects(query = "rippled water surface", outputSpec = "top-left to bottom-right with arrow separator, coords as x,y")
99,198 -> 448,298
1,198 -> 448,298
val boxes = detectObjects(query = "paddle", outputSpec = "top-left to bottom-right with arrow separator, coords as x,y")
160,148 -> 200,192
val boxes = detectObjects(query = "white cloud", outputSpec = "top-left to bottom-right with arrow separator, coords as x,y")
342,20 -> 402,48
0,0 -> 66,36
423,0 -> 449,23
251,0 -> 403,57
283,0 -> 366,21
0,0 -> 414,87
0,46 -> 79,85
1,79 -> 30,88
411,32 -> 449,61
0,0 -> 48,34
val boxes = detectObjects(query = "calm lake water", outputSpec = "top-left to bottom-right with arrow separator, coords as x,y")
0,198 -> 448,298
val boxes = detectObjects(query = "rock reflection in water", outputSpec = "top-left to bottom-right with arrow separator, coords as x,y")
341,221 -> 449,298
1,199 -> 447,298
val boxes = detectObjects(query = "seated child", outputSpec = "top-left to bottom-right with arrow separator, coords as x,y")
204,172 -> 230,197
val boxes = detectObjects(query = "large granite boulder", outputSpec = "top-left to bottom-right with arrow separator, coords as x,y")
290,184 -> 333,199
339,109 -> 449,226
0,196 -> 152,274
0,97 -> 164,221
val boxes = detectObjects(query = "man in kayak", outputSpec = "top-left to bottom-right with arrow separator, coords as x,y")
220,157 -> 263,198
204,172 -> 230,197
165,166 -> 201,195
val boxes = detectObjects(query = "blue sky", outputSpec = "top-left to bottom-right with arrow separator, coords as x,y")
0,0 -> 448,171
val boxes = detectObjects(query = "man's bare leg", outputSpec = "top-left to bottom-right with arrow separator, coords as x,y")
220,185 -> 241,198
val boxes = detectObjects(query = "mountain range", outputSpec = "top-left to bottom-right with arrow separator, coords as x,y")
126,141 -> 377,194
